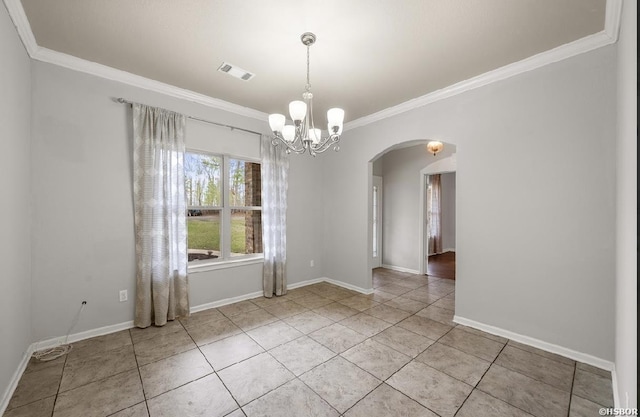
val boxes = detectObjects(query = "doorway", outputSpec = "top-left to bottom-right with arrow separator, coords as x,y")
418,155 -> 457,276
371,175 -> 383,268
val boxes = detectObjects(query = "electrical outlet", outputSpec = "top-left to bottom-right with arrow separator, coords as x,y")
310,260 -> 315,267
119,290 -> 128,302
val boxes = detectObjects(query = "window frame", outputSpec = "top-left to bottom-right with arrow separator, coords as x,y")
185,150 -> 263,271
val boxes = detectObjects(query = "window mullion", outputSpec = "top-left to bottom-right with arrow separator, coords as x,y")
222,155 -> 231,260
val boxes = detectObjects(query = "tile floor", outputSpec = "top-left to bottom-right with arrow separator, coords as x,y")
3,268 -> 614,417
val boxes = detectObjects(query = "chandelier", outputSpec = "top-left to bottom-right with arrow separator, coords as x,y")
268,32 -> 344,156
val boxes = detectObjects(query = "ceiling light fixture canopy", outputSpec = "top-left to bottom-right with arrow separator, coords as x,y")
268,32 -> 344,156
427,141 -> 444,156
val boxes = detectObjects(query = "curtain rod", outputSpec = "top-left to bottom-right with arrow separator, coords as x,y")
114,98 -> 263,137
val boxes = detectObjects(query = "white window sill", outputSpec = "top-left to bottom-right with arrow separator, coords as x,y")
188,256 -> 264,274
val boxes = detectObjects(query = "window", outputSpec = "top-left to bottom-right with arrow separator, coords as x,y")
185,151 -> 262,265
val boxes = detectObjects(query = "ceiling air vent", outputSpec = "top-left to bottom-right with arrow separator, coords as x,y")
217,62 -> 255,81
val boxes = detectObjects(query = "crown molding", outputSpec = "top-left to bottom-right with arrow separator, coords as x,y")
345,0 -> 624,131
2,0 -> 268,122
5,0 -> 622,129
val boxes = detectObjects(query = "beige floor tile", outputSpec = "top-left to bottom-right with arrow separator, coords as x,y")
132,329 -> 196,366
477,364 -> 570,417
415,342 -> 491,386
342,339 -> 410,380
363,304 -> 411,324
178,308 -> 225,329
309,323 -> 368,353
261,300 -> 308,319
282,311 -> 334,334
438,327 -> 504,361
456,390 -> 535,417
2,396 -> 55,417
572,368 -> 614,407
60,344 -> 137,392
199,333 -> 264,371
246,321 -> 303,350
344,384 -> 437,417
495,345 -> 574,391
23,354 -> 66,375
431,297 -> 455,311
300,356 -> 381,414
402,289 -> 441,305
454,324 -> 508,344
7,362 -> 63,409
337,295 -> 380,311
375,284 -> 412,296
139,348 -> 213,399
242,379 -> 339,417
339,313 -> 391,337
293,294 -> 334,309
218,352 -> 295,406
397,315 -> 453,340
184,316 -> 242,346
218,300 -> 260,317
67,330 -> 132,361
146,374 -> 237,417
227,308 -> 278,331
269,336 -> 336,376
383,297 -> 427,313
53,369 -> 144,417
109,402 -> 149,417
507,340 -> 575,366
569,394 -> 607,416
387,360 -> 472,417
312,303 -> 360,322
415,305 -> 456,326
576,362 -> 611,379
372,325 -> 435,358
129,320 -> 185,344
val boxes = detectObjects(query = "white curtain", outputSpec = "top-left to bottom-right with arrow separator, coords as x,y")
261,136 -> 289,297
428,174 -> 443,254
132,103 -> 190,327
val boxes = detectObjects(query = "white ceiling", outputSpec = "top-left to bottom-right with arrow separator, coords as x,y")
13,0 -> 609,124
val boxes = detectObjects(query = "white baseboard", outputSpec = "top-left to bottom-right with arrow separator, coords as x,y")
454,315 -> 615,371
381,264 -> 420,274
0,344 -> 33,416
190,290 -> 264,314
323,277 -> 373,295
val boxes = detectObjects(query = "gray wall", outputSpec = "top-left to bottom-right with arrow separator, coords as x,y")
323,45 -> 617,360
615,0 -> 637,407
0,3 -> 32,406
377,145 -> 457,270
29,61 -> 325,342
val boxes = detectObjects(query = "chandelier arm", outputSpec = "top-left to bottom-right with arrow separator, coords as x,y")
310,134 -> 340,153
271,134 -> 306,154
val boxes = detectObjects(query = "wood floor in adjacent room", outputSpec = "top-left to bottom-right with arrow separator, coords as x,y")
427,251 -> 456,280
3,269 -> 613,417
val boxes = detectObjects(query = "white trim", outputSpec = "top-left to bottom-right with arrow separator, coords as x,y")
4,0 -> 623,131
0,344 -> 33,416
611,366 -> 621,408
287,278 -> 324,289
381,264 -> 420,275
323,277 -> 373,295
190,291 -> 264,314
3,0 -> 37,56
188,257 -> 264,274
344,0 -> 623,131
1,320 -> 136,414
454,315 -> 615,372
